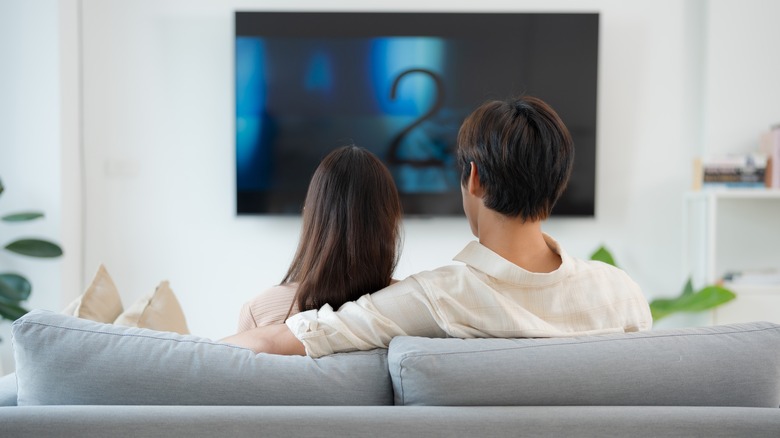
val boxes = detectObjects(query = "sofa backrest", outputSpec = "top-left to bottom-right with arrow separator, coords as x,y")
12,310 -> 780,408
11,310 -> 393,406
388,322 -> 780,407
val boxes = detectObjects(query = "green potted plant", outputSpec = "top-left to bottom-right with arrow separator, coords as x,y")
0,176 -> 63,325
590,246 -> 736,321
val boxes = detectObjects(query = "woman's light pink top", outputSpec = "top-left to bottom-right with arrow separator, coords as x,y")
237,284 -> 299,332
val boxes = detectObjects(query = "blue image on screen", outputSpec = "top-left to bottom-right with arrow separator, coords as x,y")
235,36 -> 464,212
234,12 -> 599,216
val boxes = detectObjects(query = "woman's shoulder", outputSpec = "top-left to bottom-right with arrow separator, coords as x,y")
237,283 -> 299,331
253,283 -> 299,301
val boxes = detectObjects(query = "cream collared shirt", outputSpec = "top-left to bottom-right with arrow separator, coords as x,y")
286,235 -> 653,358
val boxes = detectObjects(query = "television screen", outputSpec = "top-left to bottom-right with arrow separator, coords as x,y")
235,12 -> 598,216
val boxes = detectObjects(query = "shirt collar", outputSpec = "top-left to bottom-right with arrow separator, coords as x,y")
452,233 -> 573,285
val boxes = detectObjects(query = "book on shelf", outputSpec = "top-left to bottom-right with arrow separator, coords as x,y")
760,126 -> 780,188
692,153 -> 769,190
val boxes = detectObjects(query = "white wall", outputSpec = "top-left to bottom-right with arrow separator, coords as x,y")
8,1 -> 778,370
703,0 -> 780,155
0,0 -> 64,373
74,0 -> 704,340
699,0 -> 780,285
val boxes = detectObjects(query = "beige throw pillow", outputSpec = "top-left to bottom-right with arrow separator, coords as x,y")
114,280 -> 190,335
61,264 -> 123,323
62,265 -> 190,335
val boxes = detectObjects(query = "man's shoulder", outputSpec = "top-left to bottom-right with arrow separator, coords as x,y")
414,264 -> 470,278
567,256 -> 641,290
402,264 -> 470,287
571,256 -> 627,274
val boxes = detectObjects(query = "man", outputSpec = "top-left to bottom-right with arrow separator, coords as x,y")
222,96 -> 652,356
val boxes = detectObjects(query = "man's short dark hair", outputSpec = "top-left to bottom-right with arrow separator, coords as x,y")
456,96 -> 574,221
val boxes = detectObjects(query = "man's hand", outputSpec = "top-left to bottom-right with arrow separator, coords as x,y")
221,324 -> 306,356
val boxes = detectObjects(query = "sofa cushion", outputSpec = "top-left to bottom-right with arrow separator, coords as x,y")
11,310 -> 392,406
3,406 -> 780,438
388,322 -> 780,407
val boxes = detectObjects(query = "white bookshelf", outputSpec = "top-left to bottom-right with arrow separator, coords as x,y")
683,190 -> 780,324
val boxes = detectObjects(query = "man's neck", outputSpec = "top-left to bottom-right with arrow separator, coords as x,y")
476,209 -> 562,273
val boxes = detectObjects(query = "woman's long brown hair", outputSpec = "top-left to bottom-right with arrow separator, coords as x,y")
282,146 -> 403,318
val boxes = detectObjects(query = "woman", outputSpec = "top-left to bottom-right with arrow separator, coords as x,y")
237,146 -> 403,332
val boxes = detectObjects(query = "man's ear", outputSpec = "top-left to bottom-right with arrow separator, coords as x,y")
467,162 -> 483,196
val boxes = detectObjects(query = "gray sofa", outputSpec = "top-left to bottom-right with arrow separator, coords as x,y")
1,310 -> 779,437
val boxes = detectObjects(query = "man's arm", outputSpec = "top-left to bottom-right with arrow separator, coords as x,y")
222,276 -> 444,357
221,324 -> 306,355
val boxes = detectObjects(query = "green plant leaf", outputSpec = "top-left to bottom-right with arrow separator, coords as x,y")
2,211 -> 44,222
4,239 -> 63,258
0,273 -> 31,302
590,246 -> 617,267
681,278 -> 694,296
0,177 -> 4,197
649,298 -> 677,321
650,285 -> 736,321
0,301 -> 29,322
678,285 -> 736,313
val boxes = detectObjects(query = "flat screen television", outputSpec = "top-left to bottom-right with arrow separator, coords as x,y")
235,12 -> 598,216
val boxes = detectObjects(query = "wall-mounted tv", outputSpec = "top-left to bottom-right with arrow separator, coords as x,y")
235,12 -> 598,216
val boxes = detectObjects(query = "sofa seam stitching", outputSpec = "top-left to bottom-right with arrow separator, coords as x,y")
397,353 -> 408,406
393,325 -> 780,360
14,319 -> 259,352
